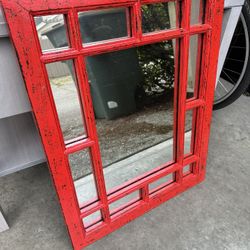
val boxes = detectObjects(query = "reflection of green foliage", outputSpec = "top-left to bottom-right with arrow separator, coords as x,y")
137,42 -> 175,95
137,3 -> 175,96
141,3 -> 171,33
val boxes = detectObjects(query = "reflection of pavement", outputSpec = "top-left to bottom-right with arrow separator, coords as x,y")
51,83 -> 79,117
74,132 -> 191,205
51,82 -> 86,140
51,82 -> 193,181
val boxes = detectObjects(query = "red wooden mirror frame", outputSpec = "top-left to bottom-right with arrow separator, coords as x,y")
1,0 -> 224,249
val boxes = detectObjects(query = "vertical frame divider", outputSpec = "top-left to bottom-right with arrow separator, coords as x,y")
134,1 -> 142,40
67,9 -> 111,224
176,0 -> 191,183
196,0 -> 224,181
173,0 -> 181,172
140,185 -> 149,202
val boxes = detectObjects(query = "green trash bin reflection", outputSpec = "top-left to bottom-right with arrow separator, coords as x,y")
43,8 -> 143,120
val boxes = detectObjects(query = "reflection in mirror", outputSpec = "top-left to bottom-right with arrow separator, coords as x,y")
82,210 -> 102,228
34,14 -> 69,52
141,2 -> 177,33
183,165 -> 191,176
184,109 -> 196,155
191,0 -> 205,25
69,148 -> 99,205
109,191 -> 140,214
149,173 -> 174,192
85,40 -> 176,191
46,60 -> 87,142
78,8 -> 130,44
187,35 -> 201,99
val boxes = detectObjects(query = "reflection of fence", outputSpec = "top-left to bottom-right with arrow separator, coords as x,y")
40,37 -> 70,78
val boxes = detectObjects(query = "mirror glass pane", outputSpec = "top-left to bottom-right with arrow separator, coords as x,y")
78,7 -> 131,44
184,109 -> 196,155
69,148 -> 99,206
85,40 -> 176,191
34,14 -> 69,52
187,35 -> 202,99
82,210 -> 102,229
109,191 -> 140,214
46,60 -> 87,142
142,2 -> 177,33
191,0 -> 205,25
149,173 -> 174,192
183,165 -> 191,176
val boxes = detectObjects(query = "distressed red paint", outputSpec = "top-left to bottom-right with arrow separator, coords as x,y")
0,0 -> 224,249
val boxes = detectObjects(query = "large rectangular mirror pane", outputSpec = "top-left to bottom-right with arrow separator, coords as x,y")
85,41 -> 176,191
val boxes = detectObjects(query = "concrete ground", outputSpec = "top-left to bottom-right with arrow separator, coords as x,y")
0,95 -> 250,250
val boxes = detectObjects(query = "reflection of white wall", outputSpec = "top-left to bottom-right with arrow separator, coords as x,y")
188,35 -> 198,92
168,2 -> 176,28
168,1 -> 176,56
188,0 -> 200,92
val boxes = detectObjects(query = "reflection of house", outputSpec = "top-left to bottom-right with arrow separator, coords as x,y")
36,15 -> 70,78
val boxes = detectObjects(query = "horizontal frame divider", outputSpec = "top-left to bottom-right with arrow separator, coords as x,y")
40,25 -> 211,63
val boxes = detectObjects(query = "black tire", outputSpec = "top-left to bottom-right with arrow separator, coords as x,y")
213,0 -> 250,110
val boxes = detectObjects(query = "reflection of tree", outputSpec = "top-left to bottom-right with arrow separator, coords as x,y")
142,3 -> 171,33
137,3 -> 175,97
137,42 -> 174,95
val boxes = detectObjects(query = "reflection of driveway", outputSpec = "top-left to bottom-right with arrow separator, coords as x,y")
50,80 -> 193,183
75,132 -> 191,205
51,82 -> 86,140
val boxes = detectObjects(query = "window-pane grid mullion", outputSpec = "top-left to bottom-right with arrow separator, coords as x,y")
78,56 -> 111,223
176,0 -> 191,182
67,9 -> 111,224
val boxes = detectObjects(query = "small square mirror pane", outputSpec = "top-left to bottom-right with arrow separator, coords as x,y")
34,14 -> 69,52
142,2 -> 177,33
78,8 -> 131,44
